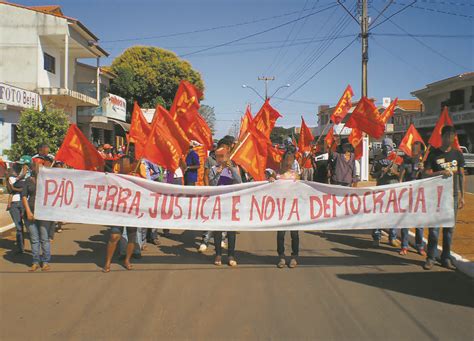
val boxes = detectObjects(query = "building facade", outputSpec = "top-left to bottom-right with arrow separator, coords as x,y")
0,2 -> 127,158
411,73 -> 474,151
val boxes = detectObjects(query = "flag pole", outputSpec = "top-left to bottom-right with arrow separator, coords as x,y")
230,132 -> 250,160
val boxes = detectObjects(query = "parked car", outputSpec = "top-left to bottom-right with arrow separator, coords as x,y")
460,146 -> 474,174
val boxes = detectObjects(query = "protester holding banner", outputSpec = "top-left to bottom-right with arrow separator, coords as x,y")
272,149 -> 301,269
103,156 -> 138,273
208,139 -> 242,266
370,138 -> 399,247
399,141 -> 426,256
423,125 -> 465,270
20,159 -> 52,271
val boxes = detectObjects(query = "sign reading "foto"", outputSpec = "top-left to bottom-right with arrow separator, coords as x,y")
0,82 -> 41,109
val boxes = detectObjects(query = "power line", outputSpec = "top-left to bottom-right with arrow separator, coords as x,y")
281,36 -> 358,99
370,0 -> 418,31
100,3 -> 335,43
372,6 -> 471,70
392,1 -> 474,19
179,3 -> 340,57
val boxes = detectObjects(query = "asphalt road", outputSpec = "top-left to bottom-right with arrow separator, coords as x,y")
1,225 -> 473,340
466,174 -> 474,194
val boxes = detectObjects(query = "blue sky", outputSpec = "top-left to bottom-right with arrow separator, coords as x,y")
19,0 -> 474,137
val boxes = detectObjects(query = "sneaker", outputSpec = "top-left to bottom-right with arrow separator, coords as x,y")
198,243 -> 208,253
289,258 -> 298,268
441,258 -> 456,270
221,241 -> 228,249
423,258 -> 435,270
41,263 -> 51,272
277,258 -> 286,268
28,264 -> 40,272
372,239 -> 380,247
214,255 -> 222,266
399,248 -> 408,256
418,248 -> 426,257
389,239 -> 399,247
228,257 -> 237,267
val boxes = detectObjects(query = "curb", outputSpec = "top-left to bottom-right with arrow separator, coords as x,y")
0,223 -> 15,234
386,230 -> 474,278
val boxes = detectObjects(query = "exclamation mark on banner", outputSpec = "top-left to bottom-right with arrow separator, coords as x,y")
437,186 -> 443,212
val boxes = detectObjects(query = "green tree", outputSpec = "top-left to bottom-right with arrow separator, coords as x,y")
270,126 -> 295,145
5,105 -> 69,160
198,105 -> 216,134
108,46 -> 205,116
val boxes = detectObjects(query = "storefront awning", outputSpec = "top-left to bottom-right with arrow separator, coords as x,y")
108,118 -> 130,132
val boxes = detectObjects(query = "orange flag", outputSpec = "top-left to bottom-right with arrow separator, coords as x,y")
194,145 -> 208,186
129,102 -> 152,159
380,97 -> 398,124
170,80 -> 203,129
428,107 -> 461,150
331,85 -> 354,124
325,126 -> 337,152
346,97 -> 385,139
231,128 -> 270,181
399,124 -> 425,157
193,114 -> 213,150
154,105 -> 189,154
252,99 -> 282,138
348,127 -> 363,160
239,105 -> 253,141
388,151 -> 404,166
143,114 -> 182,172
298,117 -> 314,152
267,145 -> 284,171
55,124 -> 105,171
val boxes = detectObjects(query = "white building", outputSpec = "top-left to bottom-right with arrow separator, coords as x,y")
0,2 -> 128,158
411,72 -> 474,151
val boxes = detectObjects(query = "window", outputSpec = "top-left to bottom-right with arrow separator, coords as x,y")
43,52 -> 55,74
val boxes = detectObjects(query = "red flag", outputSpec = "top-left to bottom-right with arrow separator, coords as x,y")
298,117 -> 314,152
331,85 -> 354,124
154,105 -> 189,155
388,151 -> 404,166
348,127 -> 363,160
143,114 -> 182,172
267,145 -> 284,171
399,124 -> 425,157
380,97 -> 398,124
346,97 -> 385,139
231,128 -> 270,181
252,99 -> 282,138
428,107 -> 461,150
55,124 -> 105,171
170,80 -> 203,130
239,105 -> 253,141
325,126 -> 337,152
193,114 -> 213,150
129,102 -> 152,159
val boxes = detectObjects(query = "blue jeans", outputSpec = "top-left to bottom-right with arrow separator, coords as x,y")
118,227 -> 141,256
401,228 -> 424,249
202,231 -> 226,245
372,228 -> 397,241
427,197 -> 458,262
26,219 -> 51,264
9,201 -> 24,252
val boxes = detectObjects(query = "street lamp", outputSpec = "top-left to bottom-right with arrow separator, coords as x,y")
241,84 -> 265,101
269,84 -> 290,99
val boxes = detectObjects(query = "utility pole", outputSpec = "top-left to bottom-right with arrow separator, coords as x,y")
258,76 -> 275,100
361,0 -> 369,98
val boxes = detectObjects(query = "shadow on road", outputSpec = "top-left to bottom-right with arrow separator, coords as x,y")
337,271 -> 474,308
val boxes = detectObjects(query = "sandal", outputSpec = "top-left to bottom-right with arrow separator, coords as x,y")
102,266 -> 111,273
124,263 -> 134,270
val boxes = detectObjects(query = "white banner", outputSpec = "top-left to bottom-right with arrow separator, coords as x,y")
35,168 -> 455,231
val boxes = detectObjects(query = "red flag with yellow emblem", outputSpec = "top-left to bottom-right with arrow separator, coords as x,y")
331,85 -> 354,124
348,127 -> 363,160
252,100 -> 282,138
55,124 -> 104,170
298,117 -> 314,152
231,128 -> 270,181
399,124 -> 425,157
129,102 -> 152,159
346,97 -> 385,139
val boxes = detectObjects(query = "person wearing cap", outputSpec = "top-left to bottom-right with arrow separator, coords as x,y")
184,141 -> 201,186
21,158 -> 52,271
370,138 -> 399,247
423,125 -> 465,270
6,157 -> 30,254
208,138 -> 242,266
